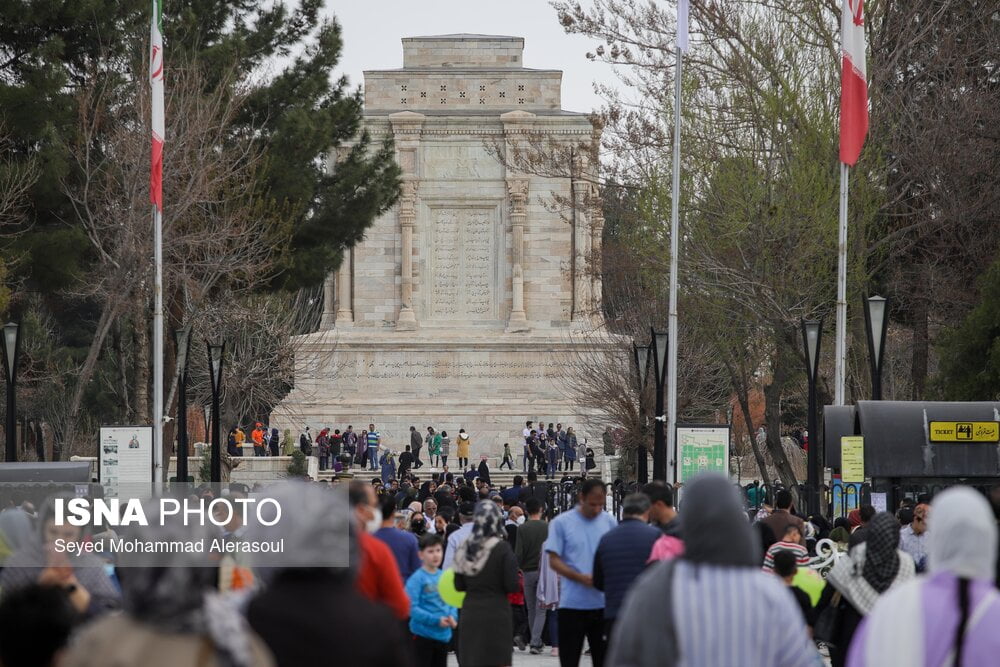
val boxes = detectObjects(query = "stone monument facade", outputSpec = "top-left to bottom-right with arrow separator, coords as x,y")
274,35 -> 604,456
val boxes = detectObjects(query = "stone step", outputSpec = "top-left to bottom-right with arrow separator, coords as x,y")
315,463 -> 603,489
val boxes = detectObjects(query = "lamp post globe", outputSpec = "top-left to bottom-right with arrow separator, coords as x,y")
632,340 -> 651,483
863,295 -> 890,400
650,328 -> 669,482
800,318 -> 823,515
174,328 -> 192,486
1,322 -> 19,462
206,341 -> 225,483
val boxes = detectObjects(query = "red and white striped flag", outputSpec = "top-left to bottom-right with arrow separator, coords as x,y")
839,0 -> 867,166
149,0 -> 164,211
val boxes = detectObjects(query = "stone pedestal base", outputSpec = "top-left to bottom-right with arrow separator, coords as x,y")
272,328 -> 612,457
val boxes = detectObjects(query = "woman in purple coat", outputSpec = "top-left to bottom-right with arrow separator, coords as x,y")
848,486 -> 1000,666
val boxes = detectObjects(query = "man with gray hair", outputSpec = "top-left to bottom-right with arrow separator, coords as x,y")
592,492 -> 662,638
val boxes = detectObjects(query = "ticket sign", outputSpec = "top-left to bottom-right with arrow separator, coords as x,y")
928,421 -> 1000,443
840,436 -> 865,483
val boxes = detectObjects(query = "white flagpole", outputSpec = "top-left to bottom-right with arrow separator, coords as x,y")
666,43 -> 683,483
834,162 -> 848,405
153,207 -> 164,489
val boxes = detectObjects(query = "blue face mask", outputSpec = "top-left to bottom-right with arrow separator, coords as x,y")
104,563 -> 116,577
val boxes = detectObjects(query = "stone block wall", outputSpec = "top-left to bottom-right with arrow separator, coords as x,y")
402,35 -> 525,69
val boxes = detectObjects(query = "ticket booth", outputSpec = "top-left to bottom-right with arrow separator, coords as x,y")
824,400 -> 1000,511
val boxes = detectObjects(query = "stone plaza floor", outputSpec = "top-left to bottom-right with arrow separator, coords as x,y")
448,649 -> 582,666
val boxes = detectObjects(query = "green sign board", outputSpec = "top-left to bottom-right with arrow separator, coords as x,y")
677,425 -> 731,482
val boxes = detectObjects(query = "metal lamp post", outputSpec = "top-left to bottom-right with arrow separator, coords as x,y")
207,341 -> 225,483
632,341 -> 651,484
174,328 -> 192,485
1,322 -> 19,462
862,295 -> 890,400
650,327 -> 669,482
800,318 -> 823,515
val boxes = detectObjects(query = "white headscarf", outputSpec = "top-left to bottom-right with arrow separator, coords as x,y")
928,486 -> 997,581
854,487 -> 1000,667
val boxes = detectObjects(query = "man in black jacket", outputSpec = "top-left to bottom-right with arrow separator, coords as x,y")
409,425 -> 423,469
593,492 -> 661,639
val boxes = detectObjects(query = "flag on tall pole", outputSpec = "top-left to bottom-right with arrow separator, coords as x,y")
834,0 -> 867,407
839,0 -> 867,166
665,0 -> 688,482
150,0 -> 164,210
149,0 -> 165,488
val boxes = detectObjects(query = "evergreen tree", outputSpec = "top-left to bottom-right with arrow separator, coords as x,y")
1,0 -> 398,294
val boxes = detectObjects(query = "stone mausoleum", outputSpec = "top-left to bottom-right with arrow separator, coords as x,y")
274,35 -> 605,457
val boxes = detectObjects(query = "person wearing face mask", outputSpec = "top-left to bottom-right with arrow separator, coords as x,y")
349,480 -> 410,620
410,512 -> 428,537
505,506 -> 525,552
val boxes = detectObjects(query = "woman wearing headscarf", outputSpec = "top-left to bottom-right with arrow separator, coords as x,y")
380,450 -> 397,485
60,501 -> 272,667
848,487 -> 1000,666
608,473 -> 818,667
814,512 -> 915,667
453,500 -> 519,666
0,495 -> 121,619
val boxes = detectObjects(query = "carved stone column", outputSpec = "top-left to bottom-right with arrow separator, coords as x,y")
335,250 -> 353,326
571,154 -> 591,323
389,111 -> 425,330
397,179 -> 418,329
320,272 -> 336,330
506,178 -> 530,332
590,185 -> 604,321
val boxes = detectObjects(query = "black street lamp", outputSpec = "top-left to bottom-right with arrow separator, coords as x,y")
1,322 -> 20,462
632,341 -> 651,484
862,295 -> 890,400
800,318 -> 823,515
174,328 -> 192,485
207,341 -> 225,483
650,327 -> 669,482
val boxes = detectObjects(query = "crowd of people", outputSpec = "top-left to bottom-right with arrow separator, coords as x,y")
286,419 -> 598,482
2,470 -> 1000,667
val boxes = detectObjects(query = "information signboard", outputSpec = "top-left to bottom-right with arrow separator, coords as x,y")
99,425 -> 153,498
677,424 -> 730,482
840,436 -> 865,483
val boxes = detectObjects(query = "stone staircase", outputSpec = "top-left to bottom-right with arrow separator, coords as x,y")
316,455 -> 613,489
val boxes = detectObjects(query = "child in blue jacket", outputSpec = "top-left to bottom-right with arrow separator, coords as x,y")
404,533 -> 457,667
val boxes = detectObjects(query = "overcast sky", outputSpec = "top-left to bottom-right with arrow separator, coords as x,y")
326,0 -> 617,114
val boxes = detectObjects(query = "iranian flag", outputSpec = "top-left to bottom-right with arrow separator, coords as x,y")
149,0 -> 164,211
839,0 -> 867,166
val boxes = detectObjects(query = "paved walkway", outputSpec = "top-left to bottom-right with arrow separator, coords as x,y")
448,649 -> 586,666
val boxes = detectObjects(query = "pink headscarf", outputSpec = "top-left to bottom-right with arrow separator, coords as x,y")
647,535 -> 685,563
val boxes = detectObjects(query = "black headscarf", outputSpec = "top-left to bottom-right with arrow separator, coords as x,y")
680,473 -> 760,567
861,512 -> 901,593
